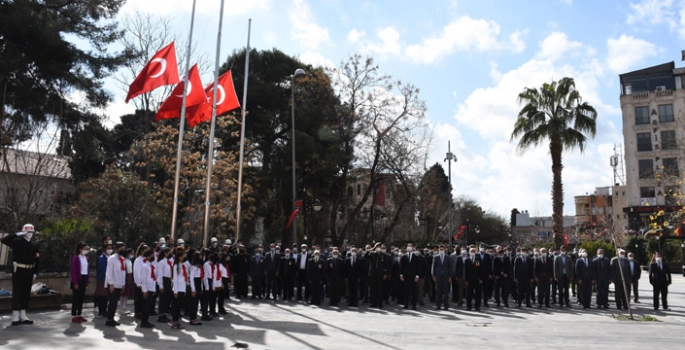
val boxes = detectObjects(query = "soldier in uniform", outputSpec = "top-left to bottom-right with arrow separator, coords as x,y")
1,224 -> 39,326
327,248 -> 344,306
231,245 -> 249,298
308,250 -> 326,306
368,243 -> 390,308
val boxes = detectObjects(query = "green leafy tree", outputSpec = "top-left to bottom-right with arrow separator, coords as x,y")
37,218 -> 94,271
511,77 -> 597,247
0,0 -> 130,146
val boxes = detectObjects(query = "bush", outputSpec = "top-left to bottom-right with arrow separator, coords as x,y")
625,236 -> 648,264
646,237 -> 683,263
36,218 -> 96,272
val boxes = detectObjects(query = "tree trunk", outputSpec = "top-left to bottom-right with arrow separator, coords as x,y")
550,137 -> 565,248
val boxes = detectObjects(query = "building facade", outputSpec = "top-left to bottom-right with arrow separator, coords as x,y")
619,59 -> 685,231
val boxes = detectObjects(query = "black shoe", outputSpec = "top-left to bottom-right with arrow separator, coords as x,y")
20,319 -> 33,325
219,310 -> 228,315
412,306 -> 416,310
149,312 -> 158,317
435,306 -> 441,310
189,320 -> 203,326
634,299 -> 640,303
157,316 -> 170,323
504,303 -> 509,307
475,307 -> 481,312
444,307 -> 449,311
467,307 -> 472,311
140,321 -> 155,328
403,305 -> 408,309
201,315 -> 213,321
483,303 -> 489,307
105,320 -> 119,327
11,321 -> 21,326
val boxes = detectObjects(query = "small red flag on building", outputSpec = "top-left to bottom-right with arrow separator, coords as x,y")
125,42 -> 179,103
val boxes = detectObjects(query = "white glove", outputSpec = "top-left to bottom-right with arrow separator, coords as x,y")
16,231 -> 26,237
33,274 -> 36,281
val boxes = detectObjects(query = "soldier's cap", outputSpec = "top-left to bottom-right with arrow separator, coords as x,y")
301,244 -> 307,248
373,242 -> 382,249
496,247 -> 503,252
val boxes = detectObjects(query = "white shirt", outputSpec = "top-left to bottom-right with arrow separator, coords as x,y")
156,258 -> 171,288
105,253 -> 126,289
203,261 -> 213,290
79,255 -> 88,275
140,259 -> 157,293
125,258 -> 133,274
133,256 -> 144,287
189,265 -> 202,293
172,263 -> 188,293
299,253 -> 307,270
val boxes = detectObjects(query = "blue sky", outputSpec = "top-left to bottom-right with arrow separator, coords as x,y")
105,0 -> 685,219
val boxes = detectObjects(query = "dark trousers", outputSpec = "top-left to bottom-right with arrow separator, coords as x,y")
551,280 -> 558,303
495,277 -> 510,305
310,279 -> 323,305
106,288 -> 121,321
466,280 -> 481,309
252,276 -> 263,298
435,277 -> 450,308
296,270 -> 309,300
484,278 -> 493,302
631,278 -> 640,301
266,271 -> 278,298
558,274 -> 570,306
517,279 -> 531,306
282,277 -> 294,300
329,278 -> 342,305
171,292 -> 185,322
578,279 -> 592,308
615,279 -> 629,309
369,276 -> 384,306
158,277 -> 172,316
360,276 -> 369,302
404,279 -> 418,307
134,286 -> 143,316
95,293 -> 108,316
11,268 -> 33,310
653,284 -> 668,309
235,273 -> 248,298
218,277 -> 230,312
537,278 -> 550,306
596,280 -> 609,307
141,291 -> 155,323
71,275 -> 88,316
189,279 -> 202,320
347,279 -> 359,306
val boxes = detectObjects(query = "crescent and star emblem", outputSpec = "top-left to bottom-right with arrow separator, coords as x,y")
174,81 -> 193,98
208,85 -> 226,105
149,58 -> 167,78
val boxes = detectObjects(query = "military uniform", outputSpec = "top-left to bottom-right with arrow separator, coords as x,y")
1,226 -> 39,325
368,250 -> 390,308
307,256 -> 326,305
327,255 -> 344,306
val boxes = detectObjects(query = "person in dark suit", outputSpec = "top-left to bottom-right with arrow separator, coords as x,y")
534,247 -> 553,308
327,249 -> 344,306
554,246 -> 574,308
264,243 -> 281,300
368,243 -> 390,308
308,250 -> 326,306
514,248 -> 534,307
575,249 -> 593,309
249,248 -> 266,299
610,249 -> 631,310
432,245 -> 453,310
464,247 -> 482,311
401,243 -> 422,310
592,249 -> 611,309
627,252 -> 641,303
493,247 -> 511,307
295,244 -> 310,301
231,246 -> 249,298
453,249 -> 467,306
391,249 -> 404,305
280,248 -> 296,300
344,248 -> 363,307
649,253 -> 672,311
478,244 -> 492,307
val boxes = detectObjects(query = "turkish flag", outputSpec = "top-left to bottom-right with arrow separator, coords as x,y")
285,208 -> 301,229
186,71 -> 241,127
125,42 -> 179,103
154,64 -> 208,121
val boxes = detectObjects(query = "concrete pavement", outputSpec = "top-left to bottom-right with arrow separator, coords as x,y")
1,275 -> 685,350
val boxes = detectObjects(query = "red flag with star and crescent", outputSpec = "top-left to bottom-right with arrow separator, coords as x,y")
125,42 -> 179,103
186,70 -> 241,127
155,64 -> 208,121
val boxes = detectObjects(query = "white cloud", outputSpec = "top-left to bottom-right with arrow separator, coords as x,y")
537,32 -> 583,61
626,0 -> 674,25
605,34 -> 657,73
366,27 -> 402,56
289,0 -> 330,49
405,16 -> 526,64
347,29 -> 366,43
298,52 -> 336,69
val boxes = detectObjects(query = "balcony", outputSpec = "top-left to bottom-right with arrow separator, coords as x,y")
631,91 -> 649,100
656,89 -> 673,97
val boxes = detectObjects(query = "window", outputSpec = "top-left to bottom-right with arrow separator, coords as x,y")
661,130 -> 676,150
635,106 -> 649,125
638,159 -> 654,179
637,132 -> 652,152
659,104 -> 674,123
347,186 -> 353,197
357,184 -> 361,196
665,186 -> 680,206
640,187 -> 655,198
663,157 -> 679,176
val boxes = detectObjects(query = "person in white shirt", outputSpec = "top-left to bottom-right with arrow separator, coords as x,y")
171,249 -> 188,329
132,243 -> 149,319
202,251 -> 217,319
156,248 -> 172,323
104,242 -> 127,327
188,251 -> 204,326
139,249 -> 157,328
217,253 -> 230,314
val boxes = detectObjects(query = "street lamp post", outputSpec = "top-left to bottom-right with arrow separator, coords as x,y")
291,68 -> 305,246
444,141 -> 456,253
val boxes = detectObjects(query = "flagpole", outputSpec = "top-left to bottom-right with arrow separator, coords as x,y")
170,0 -> 197,243
234,19 -> 252,245
201,0 -> 226,248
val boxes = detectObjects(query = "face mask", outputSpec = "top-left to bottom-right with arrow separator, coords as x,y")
271,248 -> 275,252
461,250 -> 467,257
351,252 -> 357,257
332,254 -> 338,258
406,247 -> 413,252
106,249 -> 113,256
276,250 -> 280,254
541,253 -> 547,258
534,252 -> 539,257
479,248 -> 485,253
285,254 -> 291,259
24,232 -> 33,241
81,250 -> 88,256
656,257 -> 662,263
469,252 -> 476,258
560,251 -> 566,255
581,252 -> 588,258
628,257 -> 634,261
619,254 -> 625,258
314,255 -> 320,260
375,248 -> 380,252
521,253 -> 527,258
597,254 -> 604,259
439,250 -> 445,255
107,240 -> 113,245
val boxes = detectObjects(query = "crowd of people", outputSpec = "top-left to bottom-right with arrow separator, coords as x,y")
0,224 -> 676,330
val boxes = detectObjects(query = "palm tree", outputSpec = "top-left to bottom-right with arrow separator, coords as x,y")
511,77 -> 597,247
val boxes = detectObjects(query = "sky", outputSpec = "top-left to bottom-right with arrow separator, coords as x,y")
103,0 -> 685,220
